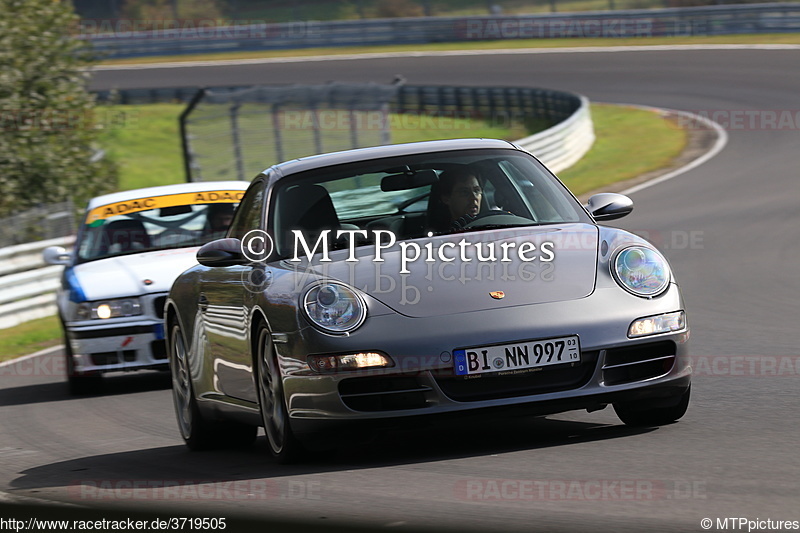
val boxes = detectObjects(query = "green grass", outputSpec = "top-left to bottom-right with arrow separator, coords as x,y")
98,104 -> 186,190
0,315 -> 62,362
559,103 -> 686,195
0,102 -> 685,358
100,33 -> 800,66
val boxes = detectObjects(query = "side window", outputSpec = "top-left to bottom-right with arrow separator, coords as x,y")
228,181 -> 265,240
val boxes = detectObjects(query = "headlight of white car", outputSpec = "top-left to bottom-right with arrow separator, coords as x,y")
302,282 -> 366,334
612,246 -> 671,297
75,298 -> 143,320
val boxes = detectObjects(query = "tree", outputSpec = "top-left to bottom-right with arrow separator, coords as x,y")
0,0 -> 117,218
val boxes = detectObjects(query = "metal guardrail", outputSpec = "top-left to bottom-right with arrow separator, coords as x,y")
516,95 -> 595,173
0,236 -> 74,330
390,85 -> 593,173
84,3 -> 800,59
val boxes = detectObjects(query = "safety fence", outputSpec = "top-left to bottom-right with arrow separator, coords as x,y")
181,83 -> 400,182
0,201 -> 76,249
180,83 -> 593,181
83,3 -> 800,59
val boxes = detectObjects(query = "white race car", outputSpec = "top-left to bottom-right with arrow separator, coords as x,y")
44,181 -> 250,394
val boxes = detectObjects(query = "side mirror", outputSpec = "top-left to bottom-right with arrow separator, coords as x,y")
586,193 -> 633,221
197,238 -> 246,267
43,246 -> 71,265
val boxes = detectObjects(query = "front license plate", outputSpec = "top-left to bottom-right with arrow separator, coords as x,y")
453,335 -> 580,376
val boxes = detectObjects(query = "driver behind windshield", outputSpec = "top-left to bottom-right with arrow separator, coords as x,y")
204,203 -> 235,240
439,168 -> 483,231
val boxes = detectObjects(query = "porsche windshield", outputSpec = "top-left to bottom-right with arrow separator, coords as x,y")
76,191 -> 243,263
270,148 -> 590,257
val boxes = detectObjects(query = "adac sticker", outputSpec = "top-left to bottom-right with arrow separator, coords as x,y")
85,190 -> 245,223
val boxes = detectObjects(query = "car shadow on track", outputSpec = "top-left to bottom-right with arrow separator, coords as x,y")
10,415 -> 656,499
0,371 -> 172,407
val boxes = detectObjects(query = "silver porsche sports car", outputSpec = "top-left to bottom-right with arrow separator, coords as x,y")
165,139 -> 690,462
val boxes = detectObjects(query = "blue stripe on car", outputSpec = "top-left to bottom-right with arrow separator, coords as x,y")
65,267 -> 87,303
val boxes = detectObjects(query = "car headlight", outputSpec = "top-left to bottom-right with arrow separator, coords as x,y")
302,282 -> 366,334
74,298 -> 142,320
612,246 -> 670,297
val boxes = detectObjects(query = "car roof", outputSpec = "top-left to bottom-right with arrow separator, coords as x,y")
265,138 -> 521,178
85,181 -> 251,210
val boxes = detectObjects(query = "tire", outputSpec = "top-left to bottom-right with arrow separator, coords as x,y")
614,385 -> 691,427
255,325 -> 303,463
62,319 -> 102,396
169,323 -> 256,450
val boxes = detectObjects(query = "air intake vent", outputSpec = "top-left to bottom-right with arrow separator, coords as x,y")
602,341 -> 676,386
339,375 -> 432,412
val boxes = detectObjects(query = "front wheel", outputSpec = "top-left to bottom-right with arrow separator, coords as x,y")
169,323 -> 256,450
614,385 -> 691,427
256,325 -> 303,463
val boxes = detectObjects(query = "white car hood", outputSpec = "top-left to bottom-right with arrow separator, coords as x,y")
72,248 -> 199,300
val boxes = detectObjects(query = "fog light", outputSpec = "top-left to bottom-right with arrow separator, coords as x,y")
629,311 -> 686,338
308,352 -> 393,373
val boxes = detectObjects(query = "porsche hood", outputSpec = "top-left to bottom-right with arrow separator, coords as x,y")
289,224 -> 599,319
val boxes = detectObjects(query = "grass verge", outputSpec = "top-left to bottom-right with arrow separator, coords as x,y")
0,315 -> 62,363
559,103 -> 686,195
99,33 -> 800,66
0,101 -> 686,358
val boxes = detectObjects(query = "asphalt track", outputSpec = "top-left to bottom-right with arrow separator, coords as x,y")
1,48 -> 799,532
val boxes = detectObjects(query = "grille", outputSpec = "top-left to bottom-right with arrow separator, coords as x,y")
434,351 -> 599,402
339,375 -> 432,412
602,341 -> 676,386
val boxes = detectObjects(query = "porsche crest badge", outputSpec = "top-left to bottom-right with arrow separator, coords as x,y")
490,291 -> 505,300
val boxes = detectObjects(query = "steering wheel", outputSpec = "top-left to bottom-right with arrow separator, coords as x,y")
457,210 -> 536,230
